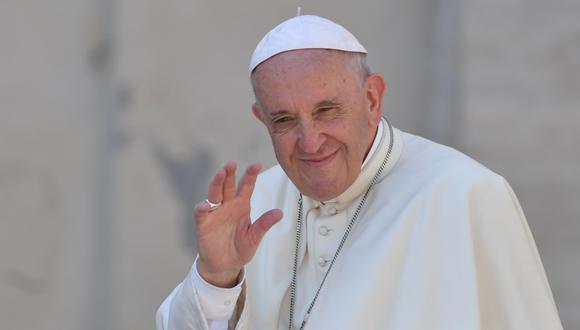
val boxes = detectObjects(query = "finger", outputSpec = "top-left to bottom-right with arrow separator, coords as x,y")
222,161 -> 237,201
207,168 -> 226,204
193,200 -> 212,224
237,163 -> 261,199
249,209 -> 283,245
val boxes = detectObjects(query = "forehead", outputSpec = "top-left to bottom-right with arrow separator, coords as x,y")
252,49 -> 361,110
253,49 -> 355,81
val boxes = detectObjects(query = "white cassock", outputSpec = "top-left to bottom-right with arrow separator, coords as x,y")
157,118 -> 562,330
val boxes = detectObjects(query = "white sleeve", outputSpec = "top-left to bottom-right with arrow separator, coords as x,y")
155,258 -> 245,330
191,259 -> 244,329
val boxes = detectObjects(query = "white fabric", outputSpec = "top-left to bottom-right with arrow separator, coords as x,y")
249,15 -> 367,74
156,267 -> 210,330
193,270 -> 238,330
191,258 -> 243,326
156,261 -> 243,330
156,118 -> 562,329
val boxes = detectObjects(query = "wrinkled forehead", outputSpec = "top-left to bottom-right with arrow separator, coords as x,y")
251,49 -> 366,112
252,49 -> 360,84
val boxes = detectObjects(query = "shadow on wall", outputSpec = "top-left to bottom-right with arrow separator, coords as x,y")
151,138 -> 213,253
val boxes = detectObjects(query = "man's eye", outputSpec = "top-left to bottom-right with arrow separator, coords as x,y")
274,116 -> 291,124
316,107 -> 340,118
270,116 -> 296,133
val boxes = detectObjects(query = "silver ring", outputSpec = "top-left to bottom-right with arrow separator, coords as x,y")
205,199 -> 221,211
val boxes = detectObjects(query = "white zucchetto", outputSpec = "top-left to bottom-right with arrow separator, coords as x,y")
249,15 -> 367,75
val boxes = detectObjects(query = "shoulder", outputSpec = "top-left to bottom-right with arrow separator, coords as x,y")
379,130 -> 515,210
397,130 -> 503,187
381,130 -> 524,229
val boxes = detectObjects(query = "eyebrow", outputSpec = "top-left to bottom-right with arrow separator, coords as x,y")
315,98 -> 341,108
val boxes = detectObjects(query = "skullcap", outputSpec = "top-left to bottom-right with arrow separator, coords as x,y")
249,15 -> 367,75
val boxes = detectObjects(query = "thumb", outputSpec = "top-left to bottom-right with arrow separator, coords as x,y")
249,209 -> 283,244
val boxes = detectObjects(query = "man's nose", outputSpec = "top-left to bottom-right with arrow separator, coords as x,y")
297,121 -> 325,154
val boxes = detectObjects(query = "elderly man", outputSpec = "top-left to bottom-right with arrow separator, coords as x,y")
156,15 -> 562,330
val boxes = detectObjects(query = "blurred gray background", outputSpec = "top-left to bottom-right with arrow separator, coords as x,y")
1,1 -> 578,329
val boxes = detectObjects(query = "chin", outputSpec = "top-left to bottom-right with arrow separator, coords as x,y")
302,180 -> 344,201
286,165 -> 351,200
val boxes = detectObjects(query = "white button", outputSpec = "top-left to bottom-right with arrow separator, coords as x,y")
318,226 -> 330,236
328,206 -> 338,215
318,257 -> 328,267
224,300 -> 232,306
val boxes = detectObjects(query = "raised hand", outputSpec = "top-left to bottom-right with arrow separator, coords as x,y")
194,162 -> 283,287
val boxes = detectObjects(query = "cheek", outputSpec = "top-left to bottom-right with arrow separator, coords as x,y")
270,134 -> 296,162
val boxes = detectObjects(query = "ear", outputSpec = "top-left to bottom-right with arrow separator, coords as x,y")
252,102 -> 264,123
364,74 -> 387,127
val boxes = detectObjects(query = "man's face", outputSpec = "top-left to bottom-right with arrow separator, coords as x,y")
252,49 -> 384,201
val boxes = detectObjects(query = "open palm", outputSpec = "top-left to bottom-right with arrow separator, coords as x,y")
195,162 -> 283,287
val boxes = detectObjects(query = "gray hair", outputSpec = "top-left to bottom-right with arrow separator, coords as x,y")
349,52 -> 372,85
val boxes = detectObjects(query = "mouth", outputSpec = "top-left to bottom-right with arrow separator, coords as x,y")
299,149 -> 339,168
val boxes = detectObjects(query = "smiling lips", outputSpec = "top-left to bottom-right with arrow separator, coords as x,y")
299,149 -> 339,168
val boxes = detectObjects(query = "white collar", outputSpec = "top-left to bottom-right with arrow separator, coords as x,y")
361,119 -> 384,169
